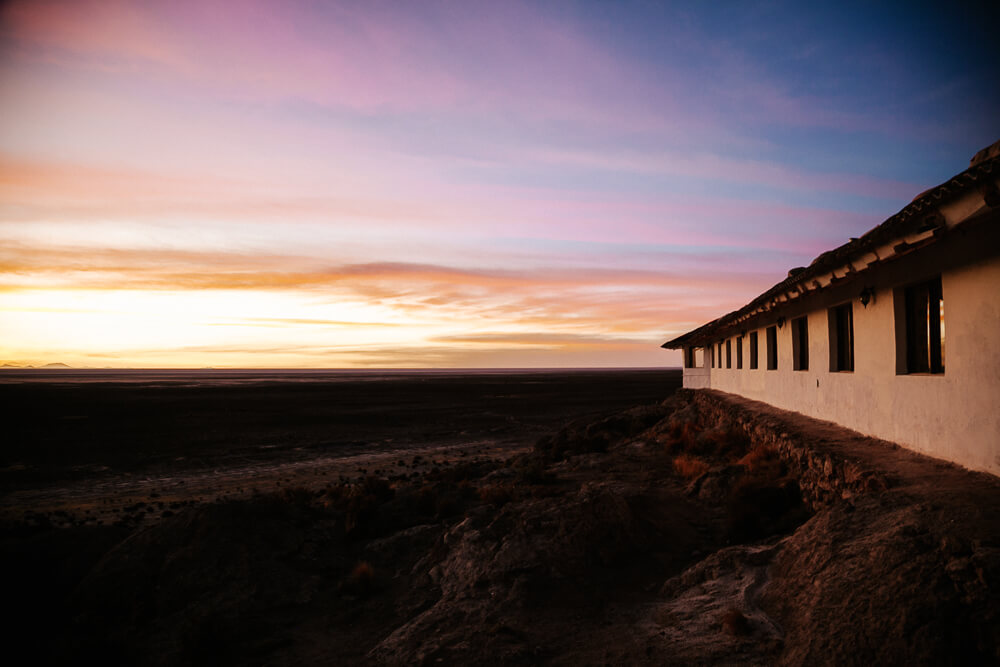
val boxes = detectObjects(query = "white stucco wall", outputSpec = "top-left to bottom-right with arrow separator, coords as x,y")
685,218 -> 1000,475
682,365 -> 711,389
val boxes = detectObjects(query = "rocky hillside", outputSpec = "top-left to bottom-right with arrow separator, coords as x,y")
3,390 -> 998,665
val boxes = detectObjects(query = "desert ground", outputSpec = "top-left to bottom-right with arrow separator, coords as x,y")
2,371 -> 999,665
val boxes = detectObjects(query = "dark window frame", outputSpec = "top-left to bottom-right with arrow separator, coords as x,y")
749,331 -> 759,369
725,339 -> 732,369
766,325 -> 778,370
903,276 -> 944,374
828,303 -> 854,372
736,335 -> 743,369
792,316 -> 809,371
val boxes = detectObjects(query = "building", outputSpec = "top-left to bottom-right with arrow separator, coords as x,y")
663,140 -> 1000,475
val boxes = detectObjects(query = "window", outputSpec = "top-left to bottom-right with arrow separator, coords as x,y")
749,331 -> 759,369
710,344 -> 715,368
792,316 -> 809,371
766,325 -> 778,370
725,339 -> 732,368
829,303 -> 854,372
718,342 -> 723,367
736,335 -> 744,369
903,276 -> 945,374
684,347 -> 695,368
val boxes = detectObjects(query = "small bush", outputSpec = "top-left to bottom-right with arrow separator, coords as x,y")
534,415 -> 621,461
433,491 -> 461,517
694,424 -> 749,459
721,607 -> 751,636
664,419 -> 700,454
515,457 -> 556,485
360,475 -> 394,502
456,479 -> 478,500
414,484 -> 438,516
425,460 -> 496,483
343,561 -> 375,596
402,480 -> 467,518
478,483 -> 514,507
279,486 -> 315,506
737,446 -> 783,476
673,454 -> 709,480
726,476 -> 804,541
319,476 -> 396,536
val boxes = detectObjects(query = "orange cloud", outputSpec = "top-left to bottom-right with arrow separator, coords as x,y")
0,236 -> 767,367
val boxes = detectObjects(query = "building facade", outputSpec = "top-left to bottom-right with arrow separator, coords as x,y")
664,142 -> 1000,475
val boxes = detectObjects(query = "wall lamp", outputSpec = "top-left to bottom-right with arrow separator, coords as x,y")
776,316 -> 786,329
859,286 -> 875,308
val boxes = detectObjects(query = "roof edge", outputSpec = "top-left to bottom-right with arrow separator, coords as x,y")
662,142 -> 1000,350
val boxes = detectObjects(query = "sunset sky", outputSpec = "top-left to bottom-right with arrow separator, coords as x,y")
1,1 -> 997,368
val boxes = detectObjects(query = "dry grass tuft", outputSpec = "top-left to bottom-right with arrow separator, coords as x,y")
673,454 -> 709,480
696,424 -> 750,459
664,419 -> 700,454
737,445 -> 782,473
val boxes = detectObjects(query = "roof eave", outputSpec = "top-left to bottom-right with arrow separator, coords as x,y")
660,153 -> 998,349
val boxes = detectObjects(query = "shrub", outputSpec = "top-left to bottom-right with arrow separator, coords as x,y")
414,484 -> 438,516
278,486 -> 315,506
534,414 -> 626,461
664,419 -> 700,454
737,446 -> 783,476
673,454 -> 709,480
721,607 -> 751,636
725,476 -> 804,541
360,475 -> 394,502
515,456 -> 556,485
433,491 -> 461,517
319,477 -> 396,536
456,479 -> 478,500
694,423 -> 749,459
478,483 -> 514,507
343,560 -> 375,596
426,460 -> 497,484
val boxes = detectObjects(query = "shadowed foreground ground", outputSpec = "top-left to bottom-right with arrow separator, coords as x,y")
3,384 -> 999,665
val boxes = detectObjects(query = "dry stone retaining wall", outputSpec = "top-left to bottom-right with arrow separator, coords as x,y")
682,389 -> 892,509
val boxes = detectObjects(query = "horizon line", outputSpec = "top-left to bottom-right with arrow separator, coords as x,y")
0,365 -> 681,372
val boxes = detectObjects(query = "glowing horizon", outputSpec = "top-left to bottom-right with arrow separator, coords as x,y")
1,1 -> 997,368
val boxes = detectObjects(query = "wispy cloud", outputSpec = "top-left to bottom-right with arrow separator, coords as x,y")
1,0 -> 992,367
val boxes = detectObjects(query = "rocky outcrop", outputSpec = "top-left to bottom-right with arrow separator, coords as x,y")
657,389 -> 1000,665
370,479 -> 710,665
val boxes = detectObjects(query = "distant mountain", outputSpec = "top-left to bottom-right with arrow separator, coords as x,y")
41,362 -> 72,368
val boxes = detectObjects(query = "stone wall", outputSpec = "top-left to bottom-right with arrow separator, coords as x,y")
682,389 -> 892,510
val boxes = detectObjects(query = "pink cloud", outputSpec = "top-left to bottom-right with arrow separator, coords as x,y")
0,0 -> 722,141
1,0 -> 192,71
1,154 -> 880,259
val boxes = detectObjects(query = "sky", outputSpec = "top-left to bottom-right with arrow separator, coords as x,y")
0,0 -> 997,368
